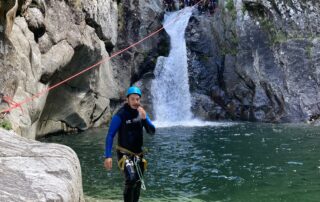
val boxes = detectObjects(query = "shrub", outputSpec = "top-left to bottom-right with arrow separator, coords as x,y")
0,119 -> 12,130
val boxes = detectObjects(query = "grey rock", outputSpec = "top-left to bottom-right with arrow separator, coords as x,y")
0,128 -> 84,201
24,7 -> 45,34
40,40 -> 75,83
82,0 -> 118,50
186,0 -> 320,123
4,16 -> 47,138
38,33 -> 54,54
44,0 -> 83,45
1,0 -> 121,138
113,0 -> 166,91
191,93 -> 221,120
36,27 -> 118,137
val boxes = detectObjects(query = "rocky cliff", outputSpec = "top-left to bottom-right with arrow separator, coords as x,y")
186,0 -> 320,123
0,0 -> 165,138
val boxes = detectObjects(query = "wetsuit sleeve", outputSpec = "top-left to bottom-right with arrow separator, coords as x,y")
142,114 -> 156,135
104,115 -> 121,158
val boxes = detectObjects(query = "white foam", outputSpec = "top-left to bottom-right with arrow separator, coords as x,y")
153,119 -> 236,128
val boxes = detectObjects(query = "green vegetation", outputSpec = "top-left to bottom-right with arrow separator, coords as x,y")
260,18 -> 275,33
259,17 -> 288,45
221,31 -> 238,56
67,0 -> 82,9
199,54 -> 210,62
0,119 -> 12,130
306,44 -> 313,59
217,0 -> 238,56
241,4 -> 247,14
225,0 -> 235,12
225,0 -> 237,20
221,45 -> 238,56
118,2 -> 125,32
241,1 -> 286,45
72,0 -> 82,8
272,31 -> 287,44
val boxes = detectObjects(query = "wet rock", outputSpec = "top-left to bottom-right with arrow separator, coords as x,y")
191,93 -> 223,120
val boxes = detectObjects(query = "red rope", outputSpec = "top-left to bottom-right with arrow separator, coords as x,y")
1,96 -> 24,113
1,1 -> 204,114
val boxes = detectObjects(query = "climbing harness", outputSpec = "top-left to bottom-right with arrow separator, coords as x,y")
134,156 -> 146,190
116,145 -> 148,190
116,145 -> 144,157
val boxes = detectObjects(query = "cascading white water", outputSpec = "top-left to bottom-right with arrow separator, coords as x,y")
151,7 -> 194,124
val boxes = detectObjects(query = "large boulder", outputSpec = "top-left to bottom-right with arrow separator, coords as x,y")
0,128 -> 84,201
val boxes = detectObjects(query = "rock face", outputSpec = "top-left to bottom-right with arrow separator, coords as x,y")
0,0 -> 18,37
0,128 -> 84,201
112,0 -> 168,116
4,0 -> 318,136
0,0 -> 165,138
186,0 -> 320,123
82,0 -> 118,53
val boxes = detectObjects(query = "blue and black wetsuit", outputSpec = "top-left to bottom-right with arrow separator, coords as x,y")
105,103 -> 155,157
105,103 -> 155,202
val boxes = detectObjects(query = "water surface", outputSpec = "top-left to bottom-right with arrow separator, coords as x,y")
42,122 -> 320,201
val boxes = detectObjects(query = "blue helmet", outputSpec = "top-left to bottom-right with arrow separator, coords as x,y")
126,86 -> 142,97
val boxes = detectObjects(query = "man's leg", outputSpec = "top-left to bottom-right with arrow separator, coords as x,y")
120,154 -> 145,202
123,159 -> 136,202
118,153 -> 135,202
132,160 -> 144,202
124,180 -> 135,202
133,181 -> 141,202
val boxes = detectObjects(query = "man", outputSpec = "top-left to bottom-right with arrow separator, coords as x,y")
104,86 -> 156,202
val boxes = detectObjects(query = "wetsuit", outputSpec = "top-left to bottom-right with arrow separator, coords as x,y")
105,103 -> 155,202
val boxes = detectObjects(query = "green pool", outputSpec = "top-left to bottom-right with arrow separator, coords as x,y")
42,122 -> 320,202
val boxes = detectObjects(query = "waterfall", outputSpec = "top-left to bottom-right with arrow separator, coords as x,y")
151,7 -> 193,124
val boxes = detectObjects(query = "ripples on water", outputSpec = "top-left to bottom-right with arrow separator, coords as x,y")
42,123 -> 320,201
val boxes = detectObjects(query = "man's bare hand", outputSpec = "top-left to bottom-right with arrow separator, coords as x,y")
104,158 -> 112,170
137,106 -> 147,119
